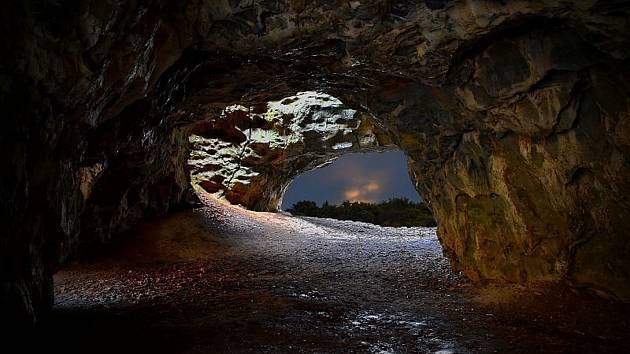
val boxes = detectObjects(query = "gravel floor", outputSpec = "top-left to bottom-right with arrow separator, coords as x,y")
42,197 -> 630,353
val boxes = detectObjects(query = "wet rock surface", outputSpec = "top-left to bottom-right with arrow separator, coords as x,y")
44,197 -> 630,353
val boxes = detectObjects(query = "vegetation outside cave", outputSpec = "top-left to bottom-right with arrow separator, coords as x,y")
286,197 -> 436,227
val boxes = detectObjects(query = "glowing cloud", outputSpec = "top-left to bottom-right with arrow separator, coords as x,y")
365,182 -> 380,192
343,182 -> 382,203
344,189 -> 361,199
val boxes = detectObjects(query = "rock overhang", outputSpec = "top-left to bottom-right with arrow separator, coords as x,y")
188,91 -> 396,210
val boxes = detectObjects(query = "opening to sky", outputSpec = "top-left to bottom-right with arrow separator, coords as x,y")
281,150 -> 421,210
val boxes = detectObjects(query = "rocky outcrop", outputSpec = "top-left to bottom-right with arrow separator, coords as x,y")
188,91 -> 394,210
2,0 -> 630,329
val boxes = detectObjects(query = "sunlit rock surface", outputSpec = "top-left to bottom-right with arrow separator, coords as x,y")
188,92 -> 394,210
2,0 -> 630,327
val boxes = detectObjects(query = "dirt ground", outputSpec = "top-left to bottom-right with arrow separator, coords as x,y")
39,196 -> 630,353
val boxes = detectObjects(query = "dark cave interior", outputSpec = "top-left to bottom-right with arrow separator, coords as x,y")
1,0 -> 630,352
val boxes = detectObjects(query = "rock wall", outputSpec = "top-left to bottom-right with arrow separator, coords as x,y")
1,0 -> 630,328
427,37 -> 630,298
376,18 -> 630,299
0,0 -> 205,328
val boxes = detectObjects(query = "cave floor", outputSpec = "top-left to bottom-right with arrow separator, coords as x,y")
41,196 -> 630,353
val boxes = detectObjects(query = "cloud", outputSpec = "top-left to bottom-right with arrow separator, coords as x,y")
344,189 -> 361,199
343,181 -> 382,203
365,182 -> 380,192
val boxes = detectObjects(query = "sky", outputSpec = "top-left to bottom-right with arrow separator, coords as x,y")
281,150 -> 421,209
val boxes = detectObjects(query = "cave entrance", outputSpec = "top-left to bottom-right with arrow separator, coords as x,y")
187,90 -> 434,226
281,150 -> 435,227
188,91 -> 397,211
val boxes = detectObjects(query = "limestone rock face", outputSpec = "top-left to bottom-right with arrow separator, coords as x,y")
2,0 -> 630,327
188,92 -> 393,210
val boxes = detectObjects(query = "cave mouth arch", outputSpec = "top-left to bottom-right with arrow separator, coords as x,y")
187,91 -> 407,212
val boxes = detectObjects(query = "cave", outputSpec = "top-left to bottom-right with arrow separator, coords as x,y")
2,0 -> 630,352
187,91 -> 397,211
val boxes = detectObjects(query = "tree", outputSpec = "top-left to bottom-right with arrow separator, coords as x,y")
285,198 -> 436,227
287,200 -> 319,216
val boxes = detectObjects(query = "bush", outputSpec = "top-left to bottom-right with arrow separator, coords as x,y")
288,200 -> 320,216
286,197 -> 437,227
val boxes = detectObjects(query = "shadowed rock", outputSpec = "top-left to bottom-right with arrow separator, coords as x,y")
2,0 -> 630,328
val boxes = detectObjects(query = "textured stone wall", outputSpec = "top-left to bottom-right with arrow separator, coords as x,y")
0,0 -> 205,328
422,34 -> 630,299
1,0 -> 630,328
